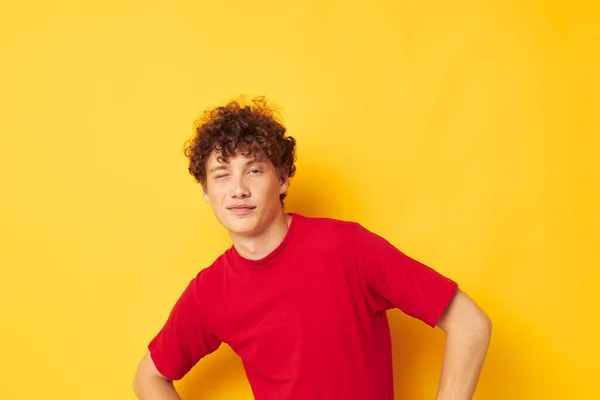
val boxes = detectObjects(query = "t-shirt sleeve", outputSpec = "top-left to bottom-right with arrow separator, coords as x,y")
147,273 -> 222,380
354,224 -> 458,327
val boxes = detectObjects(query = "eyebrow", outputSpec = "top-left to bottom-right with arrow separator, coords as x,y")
208,165 -> 229,173
208,158 -> 265,173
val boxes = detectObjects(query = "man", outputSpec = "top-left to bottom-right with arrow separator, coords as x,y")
133,97 -> 492,400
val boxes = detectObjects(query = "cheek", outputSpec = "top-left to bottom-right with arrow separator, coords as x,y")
205,184 -> 226,202
266,180 -> 284,197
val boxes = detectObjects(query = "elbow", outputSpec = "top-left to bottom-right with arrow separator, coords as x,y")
485,314 -> 492,334
481,311 -> 492,334
132,374 -> 142,398
449,309 -> 492,342
474,311 -> 492,343
132,365 -> 149,398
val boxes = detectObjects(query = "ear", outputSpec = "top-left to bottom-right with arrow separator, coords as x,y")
279,174 -> 289,195
203,191 -> 210,203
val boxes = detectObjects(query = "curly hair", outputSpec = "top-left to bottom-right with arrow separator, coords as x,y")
183,96 -> 297,206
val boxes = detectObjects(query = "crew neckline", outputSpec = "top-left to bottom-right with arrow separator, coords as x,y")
229,213 -> 300,269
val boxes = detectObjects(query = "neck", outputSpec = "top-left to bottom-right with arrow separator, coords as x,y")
230,212 -> 292,260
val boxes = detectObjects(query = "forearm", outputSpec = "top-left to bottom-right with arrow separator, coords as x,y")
436,323 -> 491,400
133,375 -> 182,400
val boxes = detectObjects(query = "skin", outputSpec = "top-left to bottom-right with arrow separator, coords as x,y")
133,150 -> 291,400
436,289 -> 492,399
201,150 -> 291,260
133,150 -> 491,400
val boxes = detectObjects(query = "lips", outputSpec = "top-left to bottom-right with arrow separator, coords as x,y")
226,205 -> 256,216
226,205 -> 256,211
226,204 -> 256,216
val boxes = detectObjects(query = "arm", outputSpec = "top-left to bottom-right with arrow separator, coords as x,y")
351,224 -> 490,397
133,351 -> 181,400
132,274 -> 222,399
435,289 -> 492,400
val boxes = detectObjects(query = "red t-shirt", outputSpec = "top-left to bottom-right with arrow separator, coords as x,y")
148,213 -> 458,399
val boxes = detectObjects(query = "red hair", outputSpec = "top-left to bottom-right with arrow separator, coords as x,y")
183,97 -> 297,205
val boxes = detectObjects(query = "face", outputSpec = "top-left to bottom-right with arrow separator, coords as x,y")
203,150 -> 289,237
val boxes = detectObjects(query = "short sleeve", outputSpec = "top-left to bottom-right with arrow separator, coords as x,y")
354,224 -> 458,327
148,274 -> 222,380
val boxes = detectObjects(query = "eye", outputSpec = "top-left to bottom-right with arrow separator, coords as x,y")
248,169 -> 262,175
214,174 -> 229,179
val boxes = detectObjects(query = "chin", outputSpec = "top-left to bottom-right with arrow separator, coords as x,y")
222,214 -> 261,235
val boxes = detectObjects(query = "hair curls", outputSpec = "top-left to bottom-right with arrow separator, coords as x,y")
183,96 -> 297,205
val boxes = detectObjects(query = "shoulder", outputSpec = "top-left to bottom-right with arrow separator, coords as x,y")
291,213 -> 362,243
193,253 -> 229,283
294,213 -> 395,251
183,253 -> 231,301
294,212 -> 358,229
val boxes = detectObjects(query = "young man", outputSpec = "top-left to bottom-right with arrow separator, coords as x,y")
133,97 -> 492,400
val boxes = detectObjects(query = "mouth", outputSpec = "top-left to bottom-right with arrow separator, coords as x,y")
226,205 -> 256,214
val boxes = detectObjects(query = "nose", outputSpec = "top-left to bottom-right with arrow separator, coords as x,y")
230,174 -> 250,199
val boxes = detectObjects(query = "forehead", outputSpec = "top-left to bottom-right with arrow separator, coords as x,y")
206,150 -> 267,167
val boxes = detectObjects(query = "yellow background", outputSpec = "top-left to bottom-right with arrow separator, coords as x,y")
1,0 -> 598,399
